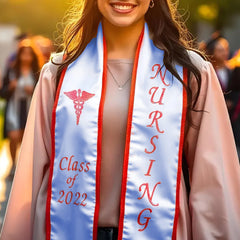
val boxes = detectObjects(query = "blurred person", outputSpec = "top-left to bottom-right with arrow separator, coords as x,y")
33,35 -> 54,63
5,33 -> 28,71
0,33 -> 29,102
205,36 -> 240,121
227,50 -> 240,156
206,37 -> 240,153
1,1 -> 240,240
0,39 -> 40,173
228,49 -> 240,70
206,36 -> 231,92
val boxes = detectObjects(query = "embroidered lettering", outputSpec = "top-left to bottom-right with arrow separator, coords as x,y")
85,162 -> 91,172
145,135 -> 159,154
57,190 -> 87,207
138,182 -> 161,207
137,208 -> 152,232
59,155 -> 90,173
74,193 -> 87,206
147,111 -> 164,134
145,160 -> 156,177
66,174 -> 78,188
150,64 -> 169,86
149,87 -> 166,105
59,157 -> 68,170
64,89 -> 95,125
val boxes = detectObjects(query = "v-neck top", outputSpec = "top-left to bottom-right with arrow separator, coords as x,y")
99,59 -> 134,227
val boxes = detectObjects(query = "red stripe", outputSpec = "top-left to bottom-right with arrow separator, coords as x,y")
172,68 -> 188,240
46,67 -> 67,240
92,36 -> 108,240
117,29 -> 144,240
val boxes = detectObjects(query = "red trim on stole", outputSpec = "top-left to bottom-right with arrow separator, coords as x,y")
117,30 -> 144,240
92,36 -> 108,240
46,67 -> 68,240
172,68 -> 188,240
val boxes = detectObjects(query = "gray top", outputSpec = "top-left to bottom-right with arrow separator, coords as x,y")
99,59 -> 134,227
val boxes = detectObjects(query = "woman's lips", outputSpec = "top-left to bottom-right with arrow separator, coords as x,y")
110,2 -> 137,14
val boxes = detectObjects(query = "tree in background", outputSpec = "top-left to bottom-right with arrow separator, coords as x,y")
0,0 -> 68,37
179,0 -> 240,31
1,0 -> 240,39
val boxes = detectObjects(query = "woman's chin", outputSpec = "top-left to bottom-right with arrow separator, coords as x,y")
104,17 -> 144,29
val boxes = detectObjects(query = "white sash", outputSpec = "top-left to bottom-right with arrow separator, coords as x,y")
46,23 -> 187,240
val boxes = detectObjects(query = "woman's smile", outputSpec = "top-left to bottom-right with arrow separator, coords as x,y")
110,1 -> 137,14
98,0 -> 150,28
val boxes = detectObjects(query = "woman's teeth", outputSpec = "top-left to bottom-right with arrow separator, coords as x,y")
112,5 -> 134,10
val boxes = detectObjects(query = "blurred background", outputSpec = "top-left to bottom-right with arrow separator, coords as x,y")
1,0 -> 240,73
0,0 -> 240,231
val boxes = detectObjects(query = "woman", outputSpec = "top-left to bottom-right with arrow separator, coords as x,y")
0,39 -> 40,171
206,36 -> 232,92
206,37 -> 240,153
1,1 -> 240,240
228,50 -> 240,157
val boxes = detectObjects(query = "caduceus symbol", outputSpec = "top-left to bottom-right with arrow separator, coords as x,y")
64,89 -> 95,125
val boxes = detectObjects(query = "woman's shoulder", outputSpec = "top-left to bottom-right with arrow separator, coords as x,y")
37,52 -> 64,96
186,50 -> 217,90
186,50 -> 221,100
40,52 -> 64,83
187,49 -> 210,72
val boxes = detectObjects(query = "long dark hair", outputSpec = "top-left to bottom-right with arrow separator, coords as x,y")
54,0 -> 204,126
14,44 -> 40,81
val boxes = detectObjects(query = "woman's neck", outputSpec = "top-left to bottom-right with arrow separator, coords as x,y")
20,63 -> 31,75
102,19 -> 145,60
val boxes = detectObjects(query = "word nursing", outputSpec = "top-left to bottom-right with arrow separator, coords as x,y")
137,64 -> 169,232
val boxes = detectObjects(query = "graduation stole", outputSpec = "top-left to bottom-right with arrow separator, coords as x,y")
46,23 -> 187,240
